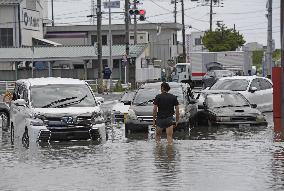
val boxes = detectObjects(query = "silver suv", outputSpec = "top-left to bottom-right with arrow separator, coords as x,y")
10,77 -> 106,148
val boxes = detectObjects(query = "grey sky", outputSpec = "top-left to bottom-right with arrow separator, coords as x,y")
49,0 -> 281,48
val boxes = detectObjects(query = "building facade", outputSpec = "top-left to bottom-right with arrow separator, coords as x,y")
45,23 -> 182,70
0,0 -> 49,47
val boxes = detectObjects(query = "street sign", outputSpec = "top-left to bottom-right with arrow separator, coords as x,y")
103,1 -> 120,9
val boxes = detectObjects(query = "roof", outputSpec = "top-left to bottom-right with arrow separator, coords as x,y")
0,0 -> 19,5
47,23 -> 183,33
0,44 -> 147,61
17,77 -> 86,87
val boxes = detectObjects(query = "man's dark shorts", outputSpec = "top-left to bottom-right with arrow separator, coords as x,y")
157,116 -> 174,129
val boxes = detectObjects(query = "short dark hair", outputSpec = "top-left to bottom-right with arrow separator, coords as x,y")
161,82 -> 170,92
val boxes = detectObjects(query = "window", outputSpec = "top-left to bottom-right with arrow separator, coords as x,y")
113,59 -> 120,68
113,35 -> 125,45
92,59 -> 108,68
195,38 -> 201,46
140,36 -> 143,40
91,35 -> 107,45
259,78 -> 272,90
130,36 -> 134,40
0,28 -> 13,47
250,79 -> 261,91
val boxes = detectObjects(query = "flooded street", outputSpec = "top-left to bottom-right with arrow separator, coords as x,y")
0,94 -> 283,191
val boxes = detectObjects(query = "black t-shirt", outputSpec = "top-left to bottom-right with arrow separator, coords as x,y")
154,92 -> 179,119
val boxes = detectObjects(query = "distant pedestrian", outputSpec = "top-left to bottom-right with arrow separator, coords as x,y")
102,66 -> 112,93
153,82 -> 180,145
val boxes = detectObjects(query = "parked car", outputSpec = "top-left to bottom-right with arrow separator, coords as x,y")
10,77 -> 107,148
125,82 -> 196,137
111,91 -> 136,124
193,90 -> 268,127
209,76 -> 273,112
202,70 -> 235,89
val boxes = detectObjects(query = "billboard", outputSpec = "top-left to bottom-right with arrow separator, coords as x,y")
22,8 -> 40,31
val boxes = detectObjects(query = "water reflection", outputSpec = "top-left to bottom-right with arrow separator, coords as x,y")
154,144 -> 180,188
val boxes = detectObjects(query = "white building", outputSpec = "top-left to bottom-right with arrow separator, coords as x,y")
186,31 -> 207,53
0,0 -> 49,47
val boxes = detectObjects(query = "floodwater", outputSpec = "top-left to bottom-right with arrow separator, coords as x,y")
0,94 -> 283,191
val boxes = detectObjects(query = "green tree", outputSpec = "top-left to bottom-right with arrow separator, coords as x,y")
202,24 -> 246,52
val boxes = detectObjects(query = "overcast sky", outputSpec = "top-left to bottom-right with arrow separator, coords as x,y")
49,0 -> 281,48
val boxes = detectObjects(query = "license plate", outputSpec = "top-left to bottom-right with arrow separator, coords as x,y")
239,124 -> 250,128
148,125 -> 155,133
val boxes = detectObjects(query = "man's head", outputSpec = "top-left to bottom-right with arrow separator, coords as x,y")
161,82 -> 170,93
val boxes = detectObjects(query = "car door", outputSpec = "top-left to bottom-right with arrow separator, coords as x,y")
258,78 -> 273,111
245,78 -> 261,107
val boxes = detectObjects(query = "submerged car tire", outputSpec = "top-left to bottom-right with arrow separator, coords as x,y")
22,128 -> 29,148
10,123 -> 14,145
125,125 -> 131,138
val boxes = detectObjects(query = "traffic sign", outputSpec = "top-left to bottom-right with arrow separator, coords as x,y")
103,1 -> 120,9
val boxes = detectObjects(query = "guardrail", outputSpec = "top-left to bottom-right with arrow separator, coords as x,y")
0,81 -> 15,95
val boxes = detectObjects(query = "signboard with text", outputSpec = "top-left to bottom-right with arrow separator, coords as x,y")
103,1 -> 120,8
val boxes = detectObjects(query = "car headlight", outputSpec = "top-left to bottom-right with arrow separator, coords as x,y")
179,107 -> 185,118
216,116 -> 230,122
127,109 -> 137,120
91,112 -> 105,124
256,114 -> 265,122
30,119 -> 45,126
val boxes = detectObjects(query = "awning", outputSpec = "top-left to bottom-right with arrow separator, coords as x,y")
32,37 -> 62,46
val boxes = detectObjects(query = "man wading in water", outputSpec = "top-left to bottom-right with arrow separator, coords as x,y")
153,82 -> 179,145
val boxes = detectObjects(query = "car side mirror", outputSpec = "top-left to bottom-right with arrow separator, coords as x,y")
251,104 -> 257,108
198,103 -> 206,109
124,101 -> 132,105
14,99 -> 27,107
249,87 -> 257,93
96,97 -> 104,103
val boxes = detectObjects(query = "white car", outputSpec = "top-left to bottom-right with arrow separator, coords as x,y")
10,77 -> 106,148
210,76 -> 273,112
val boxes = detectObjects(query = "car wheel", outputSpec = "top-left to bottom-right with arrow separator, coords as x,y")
1,111 -> 9,132
22,128 -> 29,148
10,123 -> 14,145
207,119 -> 212,128
125,125 -> 131,138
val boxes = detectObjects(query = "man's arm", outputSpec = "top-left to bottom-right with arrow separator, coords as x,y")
175,105 -> 180,127
153,104 -> 158,126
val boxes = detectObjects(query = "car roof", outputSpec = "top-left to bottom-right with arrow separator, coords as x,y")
140,82 -> 188,89
217,75 -> 270,81
16,77 -> 87,87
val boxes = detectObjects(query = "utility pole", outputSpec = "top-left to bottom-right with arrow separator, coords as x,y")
266,0 -> 273,78
97,0 -> 103,94
134,0 -> 137,44
209,0 -> 213,31
174,0 -> 177,23
108,0 -> 113,91
51,0 -> 54,26
90,0 -> 95,25
181,0 -> 186,62
125,0 -> 130,84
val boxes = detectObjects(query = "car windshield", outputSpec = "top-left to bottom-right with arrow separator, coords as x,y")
31,84 -> 97,108
206,93 -> 249,108
210,79 -> 249,91
133,87 -> 183,105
